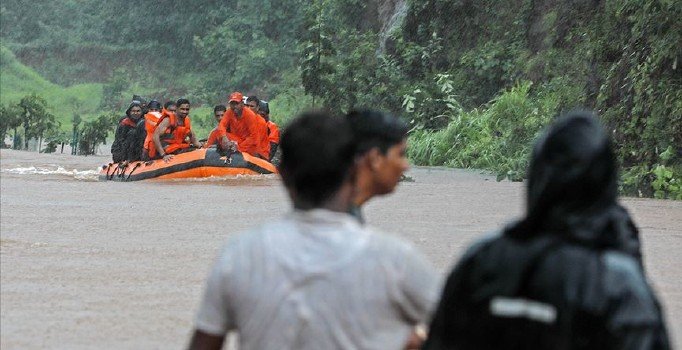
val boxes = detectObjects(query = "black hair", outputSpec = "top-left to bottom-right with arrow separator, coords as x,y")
214,104 -> 227,113
346,109 -> 408,155
148,100 -> 161,110
246,96 -> 260,104
258,100 -> 270,114
176,98 -> 190,107
279,111 -> 356,207
164,101 -> 176,110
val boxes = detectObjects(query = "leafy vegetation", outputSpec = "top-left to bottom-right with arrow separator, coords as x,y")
396,0 -> 681,198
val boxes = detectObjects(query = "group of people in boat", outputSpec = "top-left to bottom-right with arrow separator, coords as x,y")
110,92 -> 280,165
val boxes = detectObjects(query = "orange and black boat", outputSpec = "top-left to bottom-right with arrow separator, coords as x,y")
99,148 -> 277,181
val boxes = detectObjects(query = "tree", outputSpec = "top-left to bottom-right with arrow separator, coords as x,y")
71,113 -> 82,155
43,126 -> 68,153
100,68 -> 129,112
299,0 -> 336,107
78,113 -> 114,155
18,94 -> 56,151
0,103 -> 22,148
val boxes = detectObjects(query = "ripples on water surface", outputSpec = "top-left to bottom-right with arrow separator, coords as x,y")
1,165 -> 101,181
1,164 -> 280,186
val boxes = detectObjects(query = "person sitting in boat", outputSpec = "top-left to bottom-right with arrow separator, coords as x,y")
217,92 -> 270,159
163,100 -> 176,112
151,98 -> 202,163
257,100 -> 280,160
111,101 -> 144,163
136,100 -> 162,161
133,95 -> 149,114
245,95 -> 261,113
142,101 -> 176,160
203,105 -> 230,149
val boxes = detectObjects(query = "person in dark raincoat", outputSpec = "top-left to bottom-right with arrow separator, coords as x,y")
111,101 -> 144,163
423,110 -> 670,350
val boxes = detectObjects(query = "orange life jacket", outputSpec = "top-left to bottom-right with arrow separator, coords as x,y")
266,120 -> 280,144
142,111 -> 163,153
204,127 -> 221,148
149,110 -> 192,157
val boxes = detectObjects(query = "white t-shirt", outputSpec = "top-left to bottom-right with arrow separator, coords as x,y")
195,209 -> 440,350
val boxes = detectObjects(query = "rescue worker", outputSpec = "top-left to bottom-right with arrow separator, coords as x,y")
203,105 -> 231,149
152,98 -> 202,162
111,101 -> 144,163
140,100 -> 163,158
164,100 -> 177,113
346,109 -> 410,224
246,95 -> 260,113
258,100 -> 280,161
217,92 -> 270,159
423,111 -> 670,350
147,100 -> 161,113
142,101 -> 176,160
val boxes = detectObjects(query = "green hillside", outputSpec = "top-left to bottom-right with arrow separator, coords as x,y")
0,46 -> 103,129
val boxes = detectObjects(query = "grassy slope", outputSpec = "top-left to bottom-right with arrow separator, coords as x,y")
0,46 -> 103,130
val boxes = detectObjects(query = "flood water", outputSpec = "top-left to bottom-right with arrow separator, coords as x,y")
1,149 -> 680,349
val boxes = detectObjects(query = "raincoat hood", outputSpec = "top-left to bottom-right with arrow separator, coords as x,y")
505,111 -> 639,255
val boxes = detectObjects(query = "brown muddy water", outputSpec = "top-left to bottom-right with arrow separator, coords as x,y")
1,149 -> 680,349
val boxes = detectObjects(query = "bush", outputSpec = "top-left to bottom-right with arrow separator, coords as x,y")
408,80 -> 567,181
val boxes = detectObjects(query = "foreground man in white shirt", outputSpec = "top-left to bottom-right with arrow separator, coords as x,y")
187,111 -> 440,350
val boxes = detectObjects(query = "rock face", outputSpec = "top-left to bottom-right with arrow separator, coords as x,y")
377,0 -> 407,53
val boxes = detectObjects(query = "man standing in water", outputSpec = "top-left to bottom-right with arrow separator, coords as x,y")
346,109 -> 410,224
424,111 -> 670,349
187,111 -> 439,350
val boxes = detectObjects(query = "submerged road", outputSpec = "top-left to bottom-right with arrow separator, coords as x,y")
1,149 -> 680,349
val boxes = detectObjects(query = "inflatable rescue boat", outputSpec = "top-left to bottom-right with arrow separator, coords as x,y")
99,148 -> 277,181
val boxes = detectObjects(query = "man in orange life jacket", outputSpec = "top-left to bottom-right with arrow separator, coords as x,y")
142,101 -> 176,160
203,105 -> 229,149
246,96 -> 279,158
111,101 -> 144,163
246,96 -> 280,156
217,92 -> 270,159
152,98 -> 202,163
257,100 -> 280,160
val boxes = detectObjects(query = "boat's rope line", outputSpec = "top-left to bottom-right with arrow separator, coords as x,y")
125,162 -> 143,181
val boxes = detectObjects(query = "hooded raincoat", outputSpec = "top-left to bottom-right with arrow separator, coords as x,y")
424,112 -> 670,350
111,102 -> 145,163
